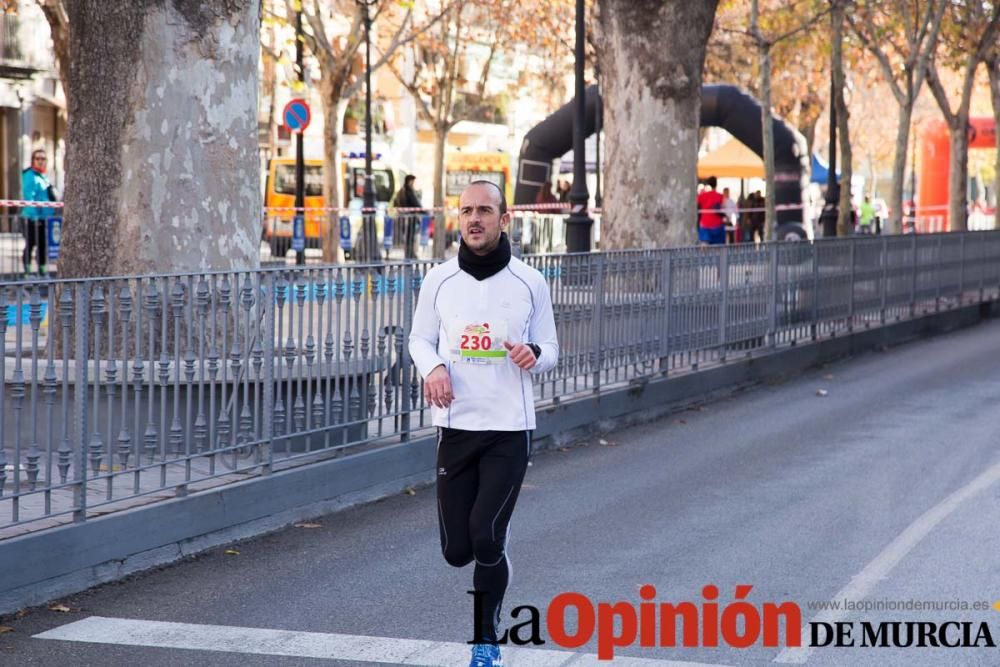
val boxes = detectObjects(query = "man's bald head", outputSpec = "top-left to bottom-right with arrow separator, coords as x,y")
468,179 -> 506,214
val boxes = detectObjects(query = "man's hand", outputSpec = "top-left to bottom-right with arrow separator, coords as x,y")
423,365 -> 454,408
504,341 -> 537,370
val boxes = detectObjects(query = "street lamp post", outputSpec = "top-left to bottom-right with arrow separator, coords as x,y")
565,0 -> 592,253
594,71 -> 602,210
357,0 -> 379,262
294,5 -> 306,264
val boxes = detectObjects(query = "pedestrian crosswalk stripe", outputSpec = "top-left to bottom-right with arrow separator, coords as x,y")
34,616 -> 733,666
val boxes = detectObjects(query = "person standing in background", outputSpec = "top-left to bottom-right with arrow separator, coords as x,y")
696,176 -> 726,245
21,149 -> 57,277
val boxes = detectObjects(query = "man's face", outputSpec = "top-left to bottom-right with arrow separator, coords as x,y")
459,183 -> 509,255
32,152 -> 47,173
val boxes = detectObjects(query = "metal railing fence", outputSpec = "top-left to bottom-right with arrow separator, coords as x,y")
2,231 -> 1000,535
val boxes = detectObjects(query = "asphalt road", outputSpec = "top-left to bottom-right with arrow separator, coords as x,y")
3,318 -> 1000,666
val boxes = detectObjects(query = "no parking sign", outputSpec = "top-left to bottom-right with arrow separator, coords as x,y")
282,99 -> 311,134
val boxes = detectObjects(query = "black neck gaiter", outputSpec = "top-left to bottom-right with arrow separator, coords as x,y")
458,232 -> 511,281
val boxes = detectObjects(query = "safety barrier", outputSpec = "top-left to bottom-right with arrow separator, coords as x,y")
2,231 -> 1000,538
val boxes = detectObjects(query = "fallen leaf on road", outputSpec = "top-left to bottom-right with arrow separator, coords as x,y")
294,523 -> 322,529
816,389 -> 828,397
674,419 -> 687,424
823,374 -> 834,380
598,439 -> 608,445
224,549 -> 240,556
48,604 -> 73,613
601,441 -> 619,447
403,488 -> 416,496
558,447 -> 570,452
0,627 -> 12,634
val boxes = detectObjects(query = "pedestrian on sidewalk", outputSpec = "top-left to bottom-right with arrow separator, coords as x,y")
696,176 -> 726,245
393,174 -> 424,259
748,190 -> 766,243
408,180 -> 559,667
721,187 -> 738,243
858,195 -> 875,235
21,148 -> 56,277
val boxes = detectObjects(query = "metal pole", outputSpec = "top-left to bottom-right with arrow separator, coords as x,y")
819,69 -> 839,238
362,0 -> 378,262
594,72 -> 602,210
295,6 -> 306,266
565,0 -> 592,252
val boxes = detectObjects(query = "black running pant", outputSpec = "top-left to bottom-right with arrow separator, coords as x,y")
22,218 -> 47,272
436,427 -> 530,643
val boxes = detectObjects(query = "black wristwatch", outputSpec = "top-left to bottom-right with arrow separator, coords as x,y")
526,343 -> 541,359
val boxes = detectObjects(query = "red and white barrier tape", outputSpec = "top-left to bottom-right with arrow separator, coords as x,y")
262,202 -> 575,214
0,200 -> 63,208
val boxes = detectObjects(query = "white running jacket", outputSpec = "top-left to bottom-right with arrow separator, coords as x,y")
408,256 -> 559,431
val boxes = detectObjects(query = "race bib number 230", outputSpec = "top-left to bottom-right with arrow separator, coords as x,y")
454,320 -> 508,364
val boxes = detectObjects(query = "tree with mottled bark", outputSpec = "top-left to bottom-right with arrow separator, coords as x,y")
847,0 -> 946,235
58,1 -> 262,278
595,0 -> 719,248
925,1 -> 1000,231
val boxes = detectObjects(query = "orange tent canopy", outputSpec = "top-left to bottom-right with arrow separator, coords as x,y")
697,138 -> 764,179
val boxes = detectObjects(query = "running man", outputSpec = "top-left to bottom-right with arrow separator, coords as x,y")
408,180 -> 559,667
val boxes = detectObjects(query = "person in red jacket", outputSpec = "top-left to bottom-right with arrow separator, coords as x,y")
696,176 -> 726,245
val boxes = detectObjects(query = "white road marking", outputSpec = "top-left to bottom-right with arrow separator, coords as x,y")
774,458 -> 1000,664
34,616 -> 733,667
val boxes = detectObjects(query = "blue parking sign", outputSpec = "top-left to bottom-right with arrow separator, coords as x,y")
47,216 -> 62,262
339,215 -> 352,250
292,215 -> 305,252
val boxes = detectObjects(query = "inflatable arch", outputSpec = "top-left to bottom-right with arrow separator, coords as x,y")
515,84 -> 810,237
918,117 -> 996,230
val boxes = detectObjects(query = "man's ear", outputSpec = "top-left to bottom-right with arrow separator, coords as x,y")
500,211 -> 511,230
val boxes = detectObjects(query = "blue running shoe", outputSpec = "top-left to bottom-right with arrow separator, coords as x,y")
469,643 -> 502,667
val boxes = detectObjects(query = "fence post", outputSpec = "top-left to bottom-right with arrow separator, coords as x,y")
935,235 -> 942,313
660,251 -> 672,375
400,263 -> 414,440
910,234 -> 918,317
958,232 -> 966,304
261,273 -> 275,472
768,243 -> 778,349
979,235 -> 986,303
880,236 -> 888,326
718,246 -> 729,362
592,254 -> 605,393
847,241 -> 855,332
811,243 -> 820,341
72,283 -> 90,523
